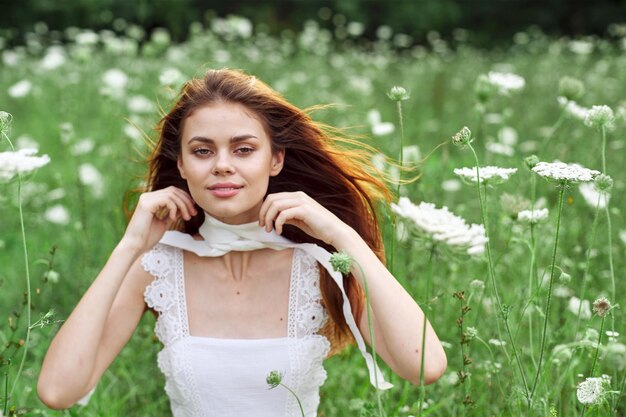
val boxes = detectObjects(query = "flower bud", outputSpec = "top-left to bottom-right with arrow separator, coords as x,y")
474,74 -> 495,103
584,105 -> 615,129
266,370 -> 283,389
0,111 -> 12,137
594,174 -> 613,192
558,76 -> 585,101
469,279 -> 485,294
524,155 -> 540,170
592,297 -> 612,317
452,126 -> 472,147
329,251 -> 354,275
558,271 -> 572,284
387,86 -> 410,101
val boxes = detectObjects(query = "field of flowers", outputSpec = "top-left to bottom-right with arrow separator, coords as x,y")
1,15 -> 625,417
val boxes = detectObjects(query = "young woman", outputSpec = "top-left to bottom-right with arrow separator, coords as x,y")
38,68 -> 447,416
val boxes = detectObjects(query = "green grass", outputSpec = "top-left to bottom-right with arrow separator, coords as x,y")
1,20 -> 625,416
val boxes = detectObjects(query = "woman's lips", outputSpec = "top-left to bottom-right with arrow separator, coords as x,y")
208,184 -> 243,198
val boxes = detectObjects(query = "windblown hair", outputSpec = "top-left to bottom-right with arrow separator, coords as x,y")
145,68 -> 392,353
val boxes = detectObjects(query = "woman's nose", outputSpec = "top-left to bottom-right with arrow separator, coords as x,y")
212,152 -> 235,175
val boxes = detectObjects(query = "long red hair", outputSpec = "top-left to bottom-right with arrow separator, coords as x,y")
144,68 -> 391,352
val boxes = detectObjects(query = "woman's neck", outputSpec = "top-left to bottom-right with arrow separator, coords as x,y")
220,250 -> 254,282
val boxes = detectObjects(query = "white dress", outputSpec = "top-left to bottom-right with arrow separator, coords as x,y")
141,244 -> 331,417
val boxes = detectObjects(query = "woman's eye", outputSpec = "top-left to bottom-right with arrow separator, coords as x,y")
192,148 -> 211,156
235,147 -> 254,155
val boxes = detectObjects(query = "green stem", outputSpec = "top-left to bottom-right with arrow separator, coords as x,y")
355,261 -> 385,417
546,109 -> 565,143
589,317 -> 604,377
467,144 -> 528,401
280,383 -> 305,417
390,100 -> 406,275
573,194 -> 602,338
604,204 -> 615,334
3,132 -> 33,402
417,245 -> 435,417
600,126 -> 606,174
530,184 -> 566,402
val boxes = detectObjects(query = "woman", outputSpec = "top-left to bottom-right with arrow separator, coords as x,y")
38,69 -> 447,416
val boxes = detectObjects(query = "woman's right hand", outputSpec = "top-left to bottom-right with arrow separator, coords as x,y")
121,186 -> 198,253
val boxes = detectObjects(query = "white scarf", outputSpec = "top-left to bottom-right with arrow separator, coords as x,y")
160,213 -> 392,390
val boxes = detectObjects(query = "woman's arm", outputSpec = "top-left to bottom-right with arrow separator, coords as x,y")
38,187 -> 197,409
259,191 -> 447,385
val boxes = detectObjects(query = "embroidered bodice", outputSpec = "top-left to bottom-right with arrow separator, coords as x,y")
142,244 -> 330,417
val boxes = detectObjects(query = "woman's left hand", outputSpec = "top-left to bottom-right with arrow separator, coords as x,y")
258,191 -> 349,246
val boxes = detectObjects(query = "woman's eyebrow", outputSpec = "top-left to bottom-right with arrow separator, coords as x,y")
187,134 -> 259,144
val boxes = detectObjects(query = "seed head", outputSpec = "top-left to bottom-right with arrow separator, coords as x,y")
452,126 -> 472,147
329,251 -> 354,275
387,86 -> 410,101
266,370 -> 283,389
0,111 -> 12,137
465,327 -> 477,341
524,155 -> 540,170
469,279 -> 485,294
594,173 -> 613,192
474,74 -> 495,103
558,76 -> 585,101
576,376 -> 607,405
558,271 -> 572,284
592,297 -> 612,318
584,105 -> 615,129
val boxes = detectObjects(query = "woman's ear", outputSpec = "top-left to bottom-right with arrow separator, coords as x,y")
177,158 -> 187,179
270,149 -> 285,176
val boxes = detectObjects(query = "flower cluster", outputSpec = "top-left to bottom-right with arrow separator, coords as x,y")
579,182 -> 610,209
329,251 -> 354,275
592,297 -> 612,318
0,111 -> 12,136
451,126 -> 472,147
387,86 -> 410,101
391,197 -> 488,256
454,166 -> 518,185
577,376 -> 609,405
486,71 -> 525,95
0,148 -> 51,182
517,208 -> 549,224
585,105 -> 615,129
532,161 -> 599,183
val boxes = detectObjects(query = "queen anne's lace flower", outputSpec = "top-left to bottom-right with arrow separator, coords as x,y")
585,105 -> 615,129
486,71 -> 525,94
0,148 -> 50,181
517,208 -> 549,224
454,166 -> 518,184
579,182 -> 610,209
391,197 -> 488,256
577,377 -> 606,405
532,161 -> 599,183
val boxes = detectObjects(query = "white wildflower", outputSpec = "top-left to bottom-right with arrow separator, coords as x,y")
75,30 -> 99,46
569,40 -> 594,55
568,296 -> 591,319
606,331 -> 619,338
70,138 -> 96,156
45,188 -> 66,201
486,71 -> 525,94
620,230 -> 626,245
402,145 -> 420,165
159,67 -> 185,87
0,148 -> 50,181
16,135 -> 39,151
454,166 -> 518,184
576,377 -> 605,405
44,204 -> 70,225
488,339 -> 507,347
579,182 -> 610,209
8,79 -> 32,98
584,105 -> 615,129
486,142 -> 515,156
78,163 -> 104,198
553,285 -> 573,298
127,95 -> 155,114
441,179 -> 461,192
605,342 -> 626,371
391,197 -> 488,256
367,110 -> 394,136
517,208 -> 549,224
560,99 -> 590,121
532,161 -> 599,183
101,69 -> 129,98
3,50 -> 20,67
40,46 -> 66,70
498,126 -> 518,145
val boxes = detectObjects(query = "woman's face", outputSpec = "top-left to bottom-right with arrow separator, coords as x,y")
177,102 -> 284,224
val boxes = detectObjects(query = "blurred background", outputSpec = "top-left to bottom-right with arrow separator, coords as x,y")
2,0 -> 626,48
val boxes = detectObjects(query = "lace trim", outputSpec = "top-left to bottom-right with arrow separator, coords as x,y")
285,249 -> 330,416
